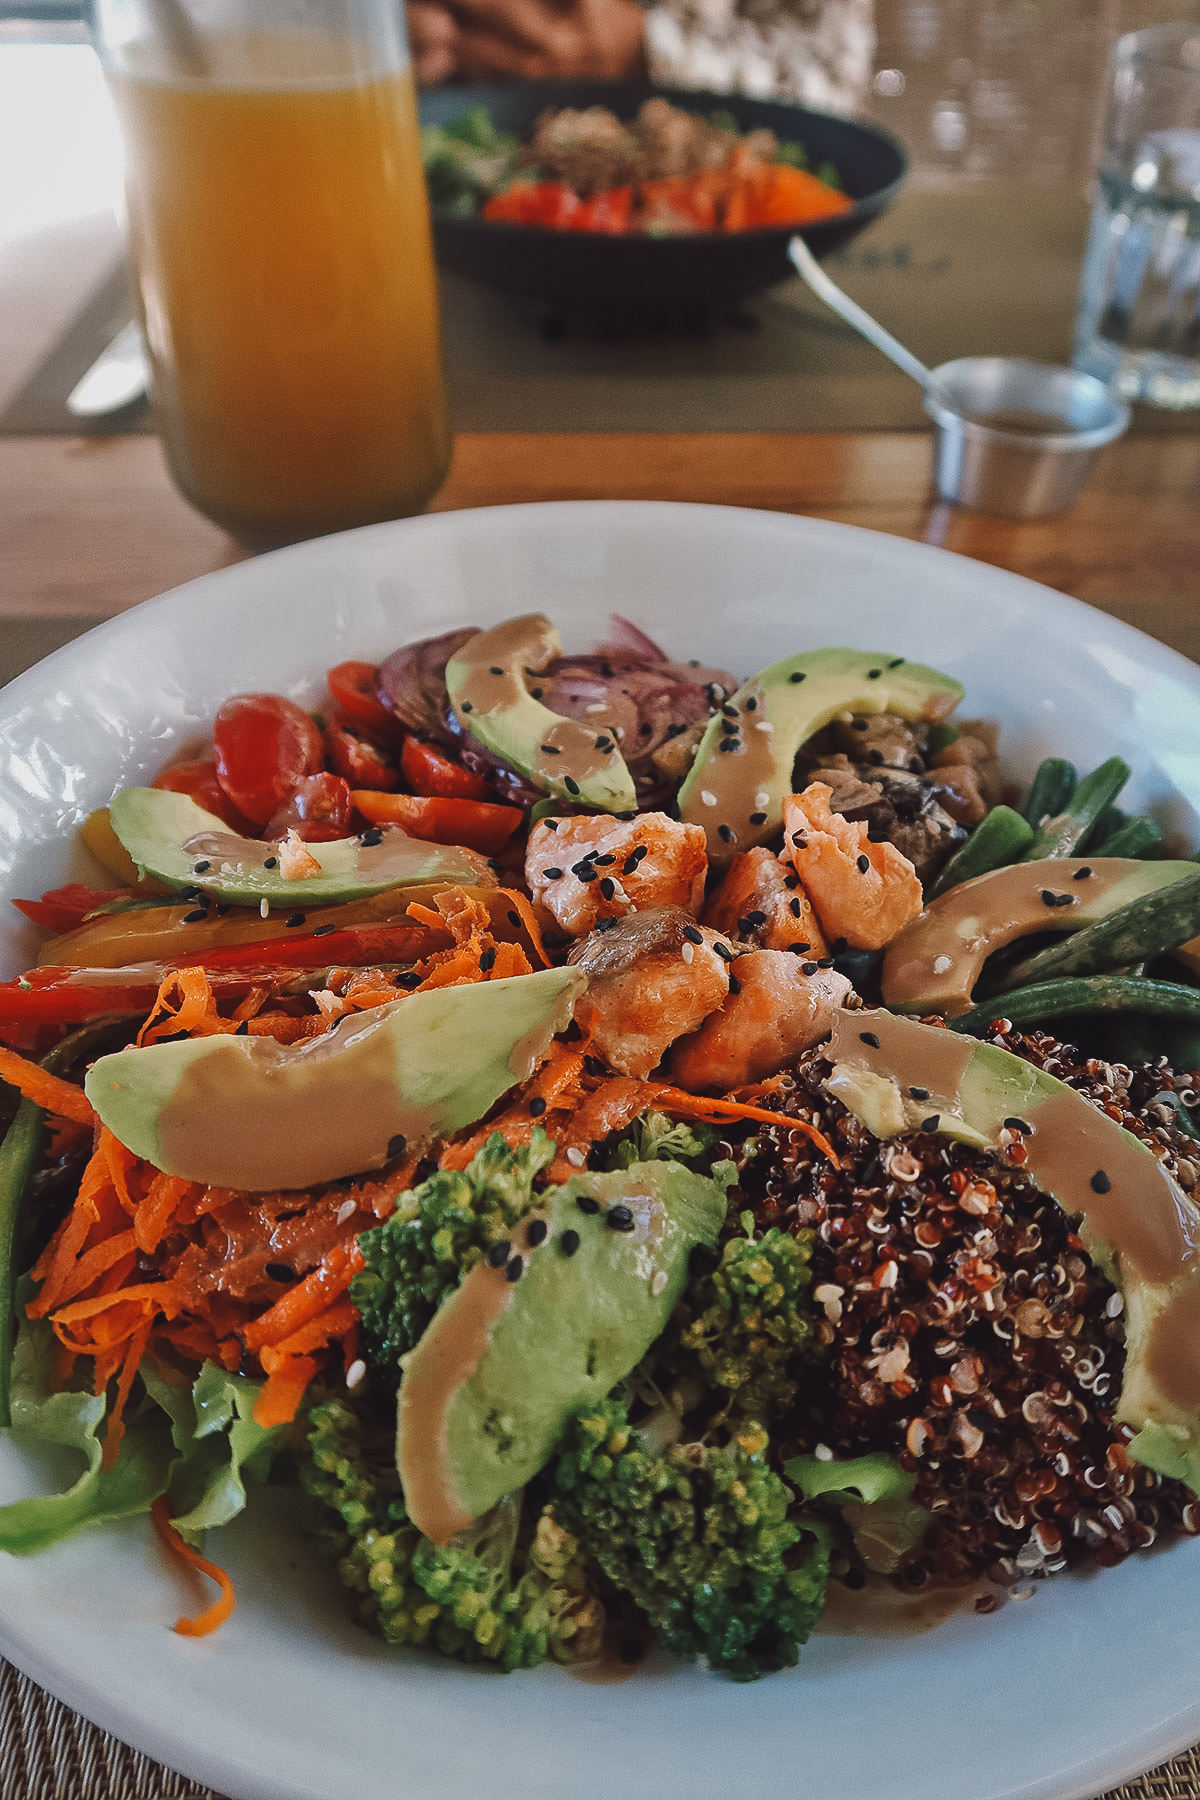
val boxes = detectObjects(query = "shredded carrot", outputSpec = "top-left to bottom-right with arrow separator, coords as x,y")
252,1353 -> 321,1428
649,1084 -> 841,1168
134,1170 -> 196,1255
260,1297 -> 359,1365
151,1494 -> 237,1636
494,887 -> 552,968
0,1045 -> 95,1125
241,1240 -> 365,1353
138,967 -> 224,1045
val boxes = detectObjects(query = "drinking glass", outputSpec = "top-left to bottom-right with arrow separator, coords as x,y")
1072,22 -> 1200,410
92,0 -> 452,544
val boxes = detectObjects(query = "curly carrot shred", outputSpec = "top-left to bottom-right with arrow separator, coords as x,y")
649,1084 -> 841,1168
0,1045 -> 95,1125
151,1495 -> 236,1636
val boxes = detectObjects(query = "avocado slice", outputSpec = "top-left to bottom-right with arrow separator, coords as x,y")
83,966 -> 585,1191
677,648 -> 963,865
443,614 -> 637,813
395,1160 -> 728,1543
823,1007 -> 1200,1492
880,856 -> 1197,1017
109,787 -> 486,908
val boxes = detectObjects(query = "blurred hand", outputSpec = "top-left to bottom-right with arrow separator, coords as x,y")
407,0 -> 647,85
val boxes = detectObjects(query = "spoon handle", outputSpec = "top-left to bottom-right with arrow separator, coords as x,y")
787,235 -> 935,392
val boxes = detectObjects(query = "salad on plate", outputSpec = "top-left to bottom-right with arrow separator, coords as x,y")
3,608 -> 1200,1684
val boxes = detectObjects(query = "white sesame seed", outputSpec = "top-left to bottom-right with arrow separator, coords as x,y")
650,1269 -> 668,1296
755,720 -> 774,733
259,897 -> 270,919
754,789 -> 770,809
814,1443 -> 834,1462
336,1198 -> 357,1225
933,953 -> 953,973
346,1359 -> 367,1391
700,789 -> 718,808
681,941 -> 695,964
585,702 -> 609,714
566,1146 -> 586,1167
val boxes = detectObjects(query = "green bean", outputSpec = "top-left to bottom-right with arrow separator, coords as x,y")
1083,803 -> 1127,851
1090,815 -> 1164,860
990,866 -> 1200,994
1021,757 -> 1076,827
949,974 -> 1200,1037
926,805 -> 1035,900
1021,756 -> 1131,861
0,1097 -> 45,1428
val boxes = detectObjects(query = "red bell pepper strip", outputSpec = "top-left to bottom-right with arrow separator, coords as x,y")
11,885 -> 133,934
351,790 -> 523,857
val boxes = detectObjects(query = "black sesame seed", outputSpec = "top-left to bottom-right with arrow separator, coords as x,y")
638,722 -> 652,738
789,941 -> 811,954
263,856 -> 278,869
1003,1117 -> 1034,1134
542,866 -> 564,880
888,657 -> 905,668
489,664 -> 504,675
564,777 -> 581,796
572,860 -> 597,882
461,701 -> 473,713
859,1031 -> 880,1047
505,1256 -> 524,1282
867,749 -> 885,766
182,908 -> 208,924
309,923 -> 335,938
529,1096 -> 547,1117
595,916 -> 618,932
527,1219 -> 548,1247
1074,866 -> 1093,880
1041,889 -> 1059,907
593,853 -> 616,866
801,961 -> 818,976
909,1086 -> 930,1100
728,974 -> 742,994
479,947 -> 496,973
192,860 -> 211,873
234,1020 -> 250,1035
599,877 -> 616,900
665,722 -> 685,739
560,1229 -> 580,1257
742,910 -> 767,928
789,671 -> 806,683
920,1115 -> 941,1133
682,924 -> 703,945
713,941 -> 735,961
745,696 -> 758,711
387,1133 -> 407,1158
721,703 -> 738,719
576,1195 -> 600,1215
531,689 -> 544,702
265,1263 -> 296,1283
542,818 -> 560,832
867,668 -> 882,679
851,719 -> 869,732
487,1240 -> 512,1267
507,909 -> 522,927
1091,1170 -> 1111,1193
783,873 -> 800,890
606,1205 -> 636,1232
790,897 -> 803,917
819,956 -> 836,968
397,970 -> 422,988
749,811 -> 768,826
718,824 -> 736,843
584,1055 -> 607,1077
178,884 -> 203,901
285,912 -> 307,928
856,854 -> 871,873
359,829 -> 383,847
541,743 -> 561,755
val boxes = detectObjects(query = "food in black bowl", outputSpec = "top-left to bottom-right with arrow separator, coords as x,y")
418,80 -> 907,313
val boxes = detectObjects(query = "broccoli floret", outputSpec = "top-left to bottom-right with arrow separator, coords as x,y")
301,1393 -> 605,1672
550,1397 -> 828,1681
352,1131 -> 555,1381
651,1209 -> 822,1428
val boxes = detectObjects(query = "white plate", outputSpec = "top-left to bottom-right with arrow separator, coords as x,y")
3,500 -> 1200,1800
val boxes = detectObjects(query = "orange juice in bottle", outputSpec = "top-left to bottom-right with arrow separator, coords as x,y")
96,5 -> 450,544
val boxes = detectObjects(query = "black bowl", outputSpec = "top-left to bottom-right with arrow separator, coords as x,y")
419,79 -> 907,313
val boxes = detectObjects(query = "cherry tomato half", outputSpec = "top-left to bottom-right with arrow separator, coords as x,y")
326,661 -> 404,744
324,717 -> 400,791
399,736 -> 493,802
264,772 -> 354,842
152,757 -> 258,835
213,694 -> 324,828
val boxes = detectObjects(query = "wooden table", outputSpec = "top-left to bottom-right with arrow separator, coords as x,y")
4,425 -> 1200,669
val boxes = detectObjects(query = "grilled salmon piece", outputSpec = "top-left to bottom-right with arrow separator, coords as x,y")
526,811 -> 707,939
703,845 -> 828,956
670,949 -> 851,1092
